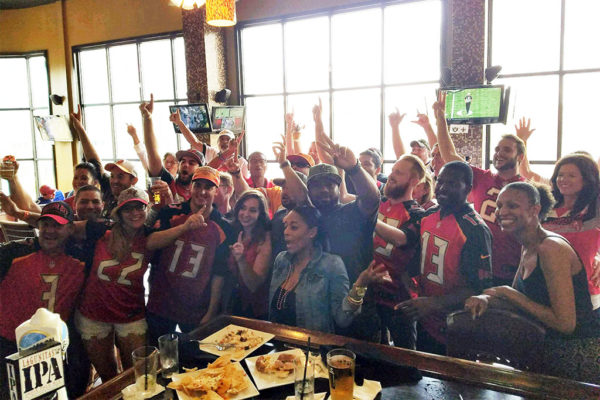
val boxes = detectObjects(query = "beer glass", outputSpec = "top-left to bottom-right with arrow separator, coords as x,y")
326,349 -> 355,400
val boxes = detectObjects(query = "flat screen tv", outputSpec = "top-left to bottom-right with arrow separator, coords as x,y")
211,106 -> 245,133
34,115 -> 73,142
169,103 -> 212,134
440,85 -> 509,125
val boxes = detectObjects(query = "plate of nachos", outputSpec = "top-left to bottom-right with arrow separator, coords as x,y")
197,324 -> 274,361
168,355 -> 259,400
244,349 -> 303,390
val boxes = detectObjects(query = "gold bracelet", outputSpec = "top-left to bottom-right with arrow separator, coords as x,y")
346,295 -> 363,306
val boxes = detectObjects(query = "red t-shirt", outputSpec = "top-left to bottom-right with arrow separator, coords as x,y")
245,177 -> 274,189
470,166 -> 525,284
0,251 -> 85,340
147,204 -> 229,325
372,199 -> 423,307
418,204 -> 493,344
78,231 -> 152,323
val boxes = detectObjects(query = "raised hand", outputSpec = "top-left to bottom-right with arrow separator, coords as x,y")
126,124 -> 137,137
139,93 -> 154,119
312,98 -> 323,123
149,179 -> 174,208
388,108 -> 406,128
70,104 -> 84,131
317,134 -> 357,170
184,204 -> 207,231
411,113 -> 430,128
224,155 -> 241,173
432,90 -> 446,122
272,136 -> 287,164
230,231 -> 245,262
515,117 -> 535,142
285,111 -> 294,130
356,261 -> 390,286
169,108 -> 182,125
464,294 -> 490,319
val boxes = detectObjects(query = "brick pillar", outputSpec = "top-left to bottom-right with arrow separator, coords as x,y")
448,0 -> 485,167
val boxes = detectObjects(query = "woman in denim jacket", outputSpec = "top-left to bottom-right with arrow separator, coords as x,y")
269,205 -> 387,333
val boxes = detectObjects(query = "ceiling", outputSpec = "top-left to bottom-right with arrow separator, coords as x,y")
0,0 -> 58,10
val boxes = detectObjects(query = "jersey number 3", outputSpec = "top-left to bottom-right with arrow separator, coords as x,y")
420,232 -> 449,285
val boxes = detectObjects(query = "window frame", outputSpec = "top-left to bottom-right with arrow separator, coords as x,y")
485,0 -> 600,170
73,31 -> 187,168
0,50 -> 53,194
236,0 -> 446,173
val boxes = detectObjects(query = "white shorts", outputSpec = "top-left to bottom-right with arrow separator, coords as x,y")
74,310 -> 147,341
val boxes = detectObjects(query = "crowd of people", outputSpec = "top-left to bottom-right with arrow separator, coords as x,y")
1,90 -> 600,397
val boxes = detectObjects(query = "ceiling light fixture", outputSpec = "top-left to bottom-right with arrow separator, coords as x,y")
206,0 -> 236,27
169,0 -> 206,10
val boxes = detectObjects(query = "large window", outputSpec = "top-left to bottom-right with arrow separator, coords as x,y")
0,53 -> 53,198
238,0 -> 443,177
75,34 -> 188,186
488,0 -> 600,175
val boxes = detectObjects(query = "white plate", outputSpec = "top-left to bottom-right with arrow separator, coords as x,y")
244,348 -> 304,390
197,324 -> 274,361
172,361 -> 259,400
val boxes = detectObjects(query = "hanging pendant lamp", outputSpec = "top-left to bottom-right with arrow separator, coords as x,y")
206,0 -> 237,27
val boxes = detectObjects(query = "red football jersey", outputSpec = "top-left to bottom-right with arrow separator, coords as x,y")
470,166 -> 524,284
147,212 -> 227,324
78,231 -> 151,323
372,199 -> 423,307
418,204 -> 493,344
0,251 -> 85,340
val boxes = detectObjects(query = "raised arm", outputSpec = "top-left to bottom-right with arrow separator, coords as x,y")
230,232 -> 272,293
284,112 -> 296,156
2,161 -> 41,213
140,94 -> 163,177
374,219 -> 408,247
224,155 -> 251,196
317,134 -> 380,215
71,105 -> 101,166
433,91 -> 463,163
412,112 -> 437,148
273,139 -> 310,205
207,131 -> 245,170
313,99 -> 334,165
515,118 -> 547,183
170,109 -> 204,153
389,108 -> 407,159
126,124 -> 149,172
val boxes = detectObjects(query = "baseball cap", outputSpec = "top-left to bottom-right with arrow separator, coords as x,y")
176,148 -> 205,166
218,130 -> 235,139
111,187 -> 149,219
287,153 -> 315,168
40,201 -> 74,225
410,139 -> 430,151
307,163 -> 342,186
273,171 -> 308,187
39,185 -> 56,196
192,166 -> 220,187
105,160 -> 138,178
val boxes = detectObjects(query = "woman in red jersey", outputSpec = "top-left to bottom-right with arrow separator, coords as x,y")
228,190 -> 272,320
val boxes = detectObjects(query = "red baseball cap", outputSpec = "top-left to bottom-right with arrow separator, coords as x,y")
40,201 -> 74,225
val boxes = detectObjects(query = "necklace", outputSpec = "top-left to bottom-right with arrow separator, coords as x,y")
276,263 -> 295,310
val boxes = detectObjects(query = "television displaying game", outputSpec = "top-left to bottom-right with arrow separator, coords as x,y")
34,115 -> 73,142
169,103 -> 212,134
211,106 -> 245,133
442,85 -> 508,125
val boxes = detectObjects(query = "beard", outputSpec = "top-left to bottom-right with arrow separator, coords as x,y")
494,156 -> 518,171
176,172 -> 192,186
384,181 -> 409,200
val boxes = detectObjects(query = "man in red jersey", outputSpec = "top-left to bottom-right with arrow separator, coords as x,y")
395,161 -> 493,355
140,94 -> 205,203
145,166 -> 235,343
368,154 -> 427,349
0,201 -> 89,398
433,92 -> 525,285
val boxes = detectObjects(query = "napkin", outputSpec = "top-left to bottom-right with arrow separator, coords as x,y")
121,382 -> 165,399
286,392 -> 327,400
324,379 -> 382,400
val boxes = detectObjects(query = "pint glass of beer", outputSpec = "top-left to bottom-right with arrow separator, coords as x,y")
327,348 -> 355,400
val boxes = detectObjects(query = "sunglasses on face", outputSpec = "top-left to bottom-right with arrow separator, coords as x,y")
120,203 -> 147,213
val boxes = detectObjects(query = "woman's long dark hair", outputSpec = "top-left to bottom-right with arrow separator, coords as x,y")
550,153 -> 599,219
290,205 -> 330,252
232,190 -> 270,245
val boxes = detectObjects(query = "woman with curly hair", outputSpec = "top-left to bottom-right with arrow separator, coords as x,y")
228,190 -> 272,320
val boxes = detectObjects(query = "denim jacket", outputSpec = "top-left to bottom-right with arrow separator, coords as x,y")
269,245 -> 360,333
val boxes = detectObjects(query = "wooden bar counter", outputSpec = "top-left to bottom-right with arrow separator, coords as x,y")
79,315 -> 600,400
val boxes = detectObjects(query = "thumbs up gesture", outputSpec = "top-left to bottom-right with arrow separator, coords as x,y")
230,231 -> 245,262
184,205 -> 207,231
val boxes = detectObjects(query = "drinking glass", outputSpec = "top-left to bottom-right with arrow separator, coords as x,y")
132,346 -> 158,395
158,333 -> 179,379
294,357 -> 314,400
326,348 -> 355,400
